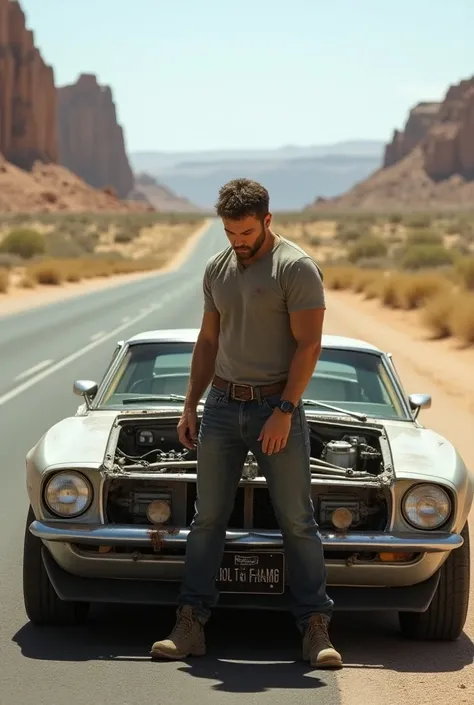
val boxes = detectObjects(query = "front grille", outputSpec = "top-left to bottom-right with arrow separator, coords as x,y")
185,483 -> 387,531
105,478 -> 389,533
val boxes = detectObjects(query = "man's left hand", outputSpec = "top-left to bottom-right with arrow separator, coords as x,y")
258,409 -> 292,455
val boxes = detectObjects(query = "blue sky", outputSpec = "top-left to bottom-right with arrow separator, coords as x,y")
21,0 -> 474,153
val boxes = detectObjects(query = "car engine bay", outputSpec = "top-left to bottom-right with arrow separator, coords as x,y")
101,415 -> 393,533
111,415 -> 388,478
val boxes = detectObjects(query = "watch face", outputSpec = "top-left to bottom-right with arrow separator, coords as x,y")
280,400 -> 295,414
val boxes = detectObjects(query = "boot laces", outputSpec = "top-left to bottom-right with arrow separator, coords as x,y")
172,607 -> 194,639
308,615 -> 331,647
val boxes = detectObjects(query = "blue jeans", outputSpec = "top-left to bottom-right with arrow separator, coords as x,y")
178,385 -> 334,631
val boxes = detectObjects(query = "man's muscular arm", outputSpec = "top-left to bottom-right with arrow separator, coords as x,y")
279,307 -> 324,406
258,256 -> 325,455
280,256 -> 326,406
178,262 -> 220,449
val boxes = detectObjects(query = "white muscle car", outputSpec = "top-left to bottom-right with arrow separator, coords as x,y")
23,330 -> 473,641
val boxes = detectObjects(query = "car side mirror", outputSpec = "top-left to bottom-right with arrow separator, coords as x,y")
408,393 -> 432,419
73,380 -> 98,409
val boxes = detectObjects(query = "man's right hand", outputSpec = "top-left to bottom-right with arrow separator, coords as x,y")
177,407 -> 198,449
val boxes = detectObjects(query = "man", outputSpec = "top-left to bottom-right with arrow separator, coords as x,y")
150,178 -> 342,669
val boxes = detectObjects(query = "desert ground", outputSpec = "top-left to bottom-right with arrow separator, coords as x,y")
270,211 -> 474,703
321,286 -> 474,705
272,210 -> 474,348
0,213 -> 210,316
1,212 -> 473,704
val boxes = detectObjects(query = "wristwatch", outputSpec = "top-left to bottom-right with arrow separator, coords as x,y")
278,399 -> 295,415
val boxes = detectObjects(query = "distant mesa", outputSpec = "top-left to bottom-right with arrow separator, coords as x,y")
129,172 -> 204,213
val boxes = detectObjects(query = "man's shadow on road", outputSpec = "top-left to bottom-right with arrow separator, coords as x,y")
12,606 -> 474,694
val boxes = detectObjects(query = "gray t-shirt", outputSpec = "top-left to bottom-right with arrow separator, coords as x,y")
203,235 -> 325,385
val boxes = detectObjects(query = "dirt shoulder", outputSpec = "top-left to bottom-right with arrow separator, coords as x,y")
324,289 -> 474,705
327,289 -> 474,415
0,218 -> 211,318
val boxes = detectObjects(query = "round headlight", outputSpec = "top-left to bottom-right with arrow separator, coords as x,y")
146,499 -> 171,524
44,471 -> 93,518
402,483 -> 452,530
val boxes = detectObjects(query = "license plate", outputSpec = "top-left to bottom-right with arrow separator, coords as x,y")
216,551 -> 285,594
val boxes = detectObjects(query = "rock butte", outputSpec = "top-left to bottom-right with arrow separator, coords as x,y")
307,74 -> 474,210
0,0 -> 58,169
57,73 -> 135,199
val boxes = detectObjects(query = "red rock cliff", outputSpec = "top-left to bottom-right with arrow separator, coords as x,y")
0,0 -> 58,169
383,77 -> 474,180
422,77 -> 474,180
383,102 -> 440,168
57,74 -> 134,199
306,74 -> 474,210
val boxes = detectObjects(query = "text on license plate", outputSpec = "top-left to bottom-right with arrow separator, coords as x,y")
216,551 -> 285,594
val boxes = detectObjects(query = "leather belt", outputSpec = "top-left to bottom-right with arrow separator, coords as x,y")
212,374 -> 286,401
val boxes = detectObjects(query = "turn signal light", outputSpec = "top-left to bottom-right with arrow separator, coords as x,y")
378,552 -> 414,562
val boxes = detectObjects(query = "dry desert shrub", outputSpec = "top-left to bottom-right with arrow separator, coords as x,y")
323,266 -> 357,290
0,267 -> 9,293
0,253 -> 22,269
378,274 -> 401,308
351,270 -> 381,294
394,272 -> 450,310
347,234 -> 388,263
0,228 -> 46,259
420,292 -> 458,339
27,260 -> 64,285
455,257 -> 474,291
20,274 -> 36,289
399,243 -> 455,270
405,228 -> 443,246
449,293 -> 474,345
23,255 -> 163,288
362,277 -> 384,300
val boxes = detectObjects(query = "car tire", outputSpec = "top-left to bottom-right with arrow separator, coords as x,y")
22,505 -> 90,626
398,522 -> 470,641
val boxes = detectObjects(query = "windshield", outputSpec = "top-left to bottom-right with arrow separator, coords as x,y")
98,342 -> 409,420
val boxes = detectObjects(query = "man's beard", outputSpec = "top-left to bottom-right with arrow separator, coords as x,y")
234,225 -> 266,260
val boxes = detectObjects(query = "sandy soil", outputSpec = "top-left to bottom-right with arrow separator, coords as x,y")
324,290 -> 474,705
0,219 -> 211,318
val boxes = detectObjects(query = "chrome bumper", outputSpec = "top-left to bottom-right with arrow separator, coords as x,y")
30,521 -> 463,553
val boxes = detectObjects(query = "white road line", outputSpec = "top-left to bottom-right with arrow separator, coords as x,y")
14,359 -> 53,382
0,303 -> 163,408
90,331 -> 106,341
121,316 -> 130,323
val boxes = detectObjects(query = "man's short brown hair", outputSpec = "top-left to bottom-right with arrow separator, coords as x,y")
215,178 -> 270,220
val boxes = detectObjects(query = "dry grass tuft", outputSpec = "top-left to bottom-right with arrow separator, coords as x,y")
449,293 -> 474,345
421,293 -> 456,339
0,267 -> 9,293
271,210 -> 474,347
395,272 -> 450,310
27,260 -> 64,286
22,256 -> 165,287
455,257 -> 474,291
323,267 -> 358,290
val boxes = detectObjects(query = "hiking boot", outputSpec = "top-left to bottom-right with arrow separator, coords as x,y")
302,614 -> 343,669
150,605 -> 206,660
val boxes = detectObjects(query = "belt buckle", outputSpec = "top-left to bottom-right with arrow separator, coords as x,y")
231,383 -> 254,401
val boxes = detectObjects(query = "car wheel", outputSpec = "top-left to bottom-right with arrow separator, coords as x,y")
398,522 -> 470,640
22,505 -> 90,626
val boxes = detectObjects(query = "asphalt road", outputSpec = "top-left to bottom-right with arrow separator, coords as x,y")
0,219 -> 341,705
1,219 -> 472,705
